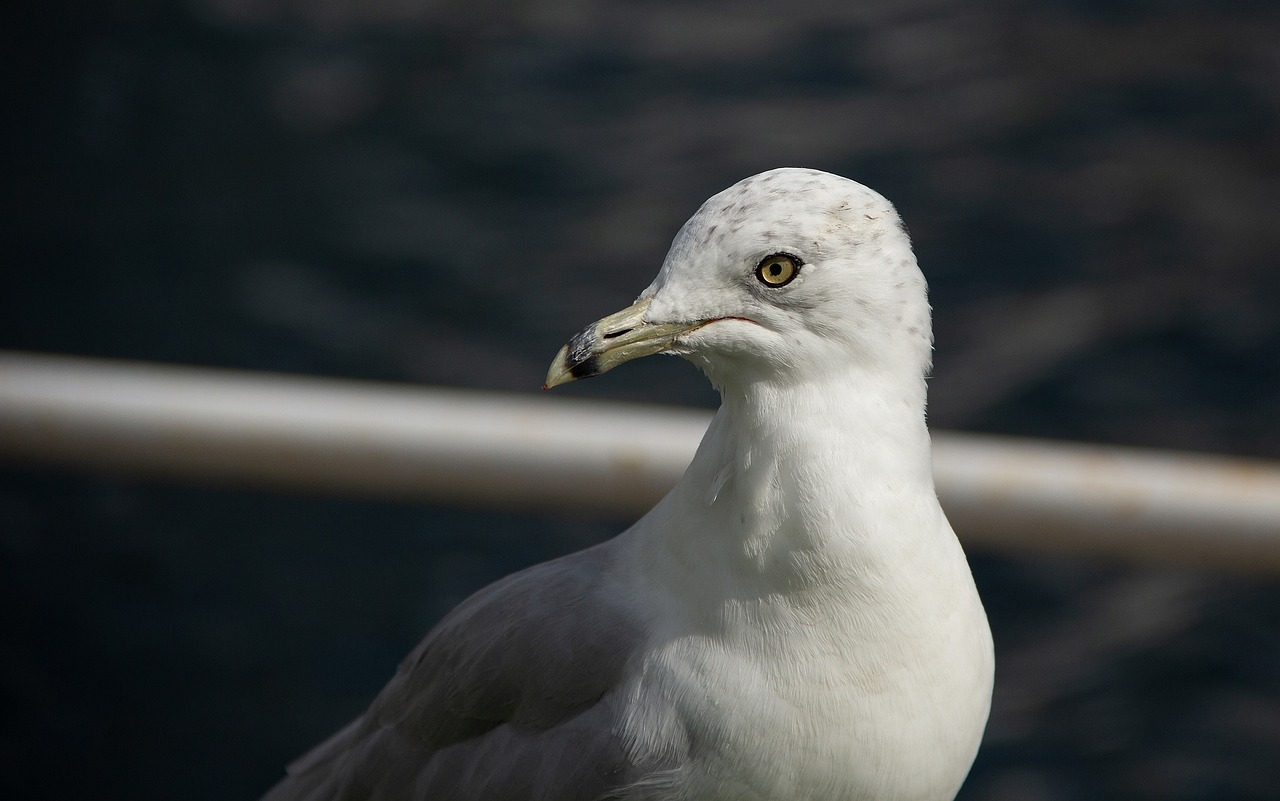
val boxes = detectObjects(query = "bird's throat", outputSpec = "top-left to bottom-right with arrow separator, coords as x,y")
648,370 -> 942,601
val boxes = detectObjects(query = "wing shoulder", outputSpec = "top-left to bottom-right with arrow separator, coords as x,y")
376,541 -> 643,744
265,541 -> 649,800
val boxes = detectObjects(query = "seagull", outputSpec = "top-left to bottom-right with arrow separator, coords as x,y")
263,168 -> 994,801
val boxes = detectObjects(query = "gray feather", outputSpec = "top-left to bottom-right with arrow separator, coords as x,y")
262,542 -> 654,801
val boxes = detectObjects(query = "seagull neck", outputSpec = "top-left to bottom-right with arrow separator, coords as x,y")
683,362 -> 938,534
638,363 -> 949,608
717,364 -> 933,486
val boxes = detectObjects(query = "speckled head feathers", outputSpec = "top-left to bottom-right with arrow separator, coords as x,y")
641,168 -> 933,388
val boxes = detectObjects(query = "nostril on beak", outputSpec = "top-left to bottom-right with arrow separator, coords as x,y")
602,328 -> 632,340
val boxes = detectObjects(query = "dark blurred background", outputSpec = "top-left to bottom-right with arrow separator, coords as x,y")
3,1 -> 1279,799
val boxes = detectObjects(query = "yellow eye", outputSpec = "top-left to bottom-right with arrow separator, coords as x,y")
754,254 -> 801,287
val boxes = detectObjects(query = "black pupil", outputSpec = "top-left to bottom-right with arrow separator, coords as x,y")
769,263 -> 783,275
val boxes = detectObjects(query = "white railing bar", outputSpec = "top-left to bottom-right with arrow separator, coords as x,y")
1,351 -> 1278,573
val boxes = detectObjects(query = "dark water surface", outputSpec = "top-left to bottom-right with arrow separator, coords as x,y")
3,2 -> 1279,799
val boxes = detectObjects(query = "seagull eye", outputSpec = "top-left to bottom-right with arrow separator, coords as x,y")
754,254 -> 801,287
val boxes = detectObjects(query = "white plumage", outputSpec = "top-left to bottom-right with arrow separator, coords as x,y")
264,167 -> 994,801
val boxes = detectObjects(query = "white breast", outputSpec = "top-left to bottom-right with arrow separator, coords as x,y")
616,542 -> 991,801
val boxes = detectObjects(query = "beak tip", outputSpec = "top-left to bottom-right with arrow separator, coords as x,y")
544,344 -> 575,390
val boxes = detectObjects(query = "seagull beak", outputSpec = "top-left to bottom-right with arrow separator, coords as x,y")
544,297 -> 701,388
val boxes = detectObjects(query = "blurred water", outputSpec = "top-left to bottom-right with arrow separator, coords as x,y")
3,2 -> 1279,799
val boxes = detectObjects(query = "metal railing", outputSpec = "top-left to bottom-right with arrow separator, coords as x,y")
2,351 -> 1278,573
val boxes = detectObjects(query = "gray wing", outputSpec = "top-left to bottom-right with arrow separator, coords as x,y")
262,541 -> 653,801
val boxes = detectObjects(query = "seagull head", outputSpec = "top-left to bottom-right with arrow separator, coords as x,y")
545,168 -> 933,393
